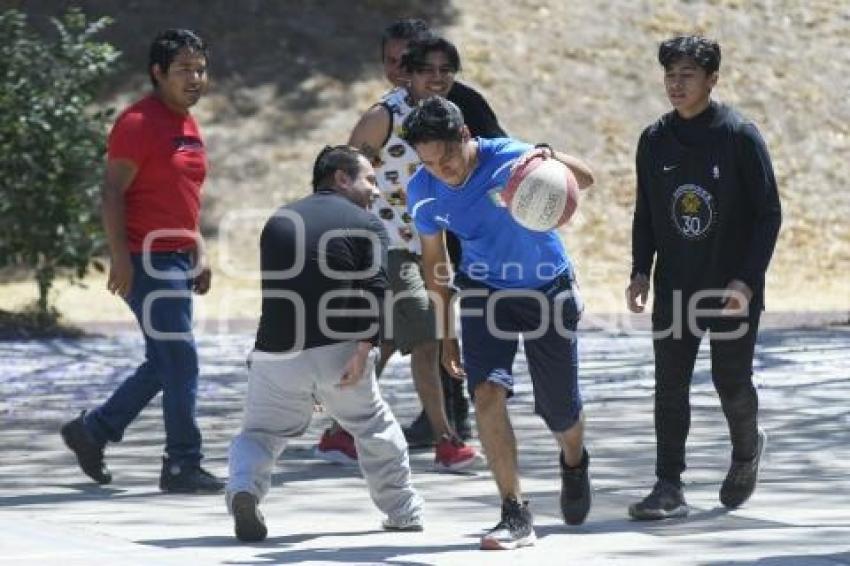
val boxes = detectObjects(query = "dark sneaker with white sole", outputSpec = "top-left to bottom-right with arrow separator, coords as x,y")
159,458 -> 224,494
720,427 -> 767,508
560,448 -> 592,525
231,491 -> 268,542
480,498 -> 536,550
628,479 -> 689,520
402,411 -> 435,448
60,410 -> 112,485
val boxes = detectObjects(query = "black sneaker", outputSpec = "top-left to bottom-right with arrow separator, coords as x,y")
480,498 -> 536,550
560,448 -> 592,525
403,411 -> 435,448
159,458 -> 225,494
454,412 -> 473,442
720,427 -> 767,509
231,491 -> 268,542
628,479 -> 689,520
60,410 -> 112,485
450,378 -> 473,441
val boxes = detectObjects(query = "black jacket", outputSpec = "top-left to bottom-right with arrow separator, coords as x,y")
631,101 -> 782,309
448,81 -> 506,139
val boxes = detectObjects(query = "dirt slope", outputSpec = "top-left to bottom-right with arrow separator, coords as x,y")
1,0 -> 847,321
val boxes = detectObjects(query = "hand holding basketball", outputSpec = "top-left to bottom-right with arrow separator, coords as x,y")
501,148 -> 580,232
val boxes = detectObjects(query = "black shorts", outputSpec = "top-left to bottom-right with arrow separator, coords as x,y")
456,273 -> 584,432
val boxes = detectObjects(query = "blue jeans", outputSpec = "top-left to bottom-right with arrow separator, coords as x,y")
85,252 -> 203,465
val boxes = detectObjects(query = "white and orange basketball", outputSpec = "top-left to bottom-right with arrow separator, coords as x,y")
501,149 -> 580,231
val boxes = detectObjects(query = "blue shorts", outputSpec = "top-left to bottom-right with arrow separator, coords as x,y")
456,273 -> 584,432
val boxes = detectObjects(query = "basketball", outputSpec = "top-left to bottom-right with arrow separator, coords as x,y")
502,149 -> 580,231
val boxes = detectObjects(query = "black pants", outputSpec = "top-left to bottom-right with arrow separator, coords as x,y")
652,307 -> 762,485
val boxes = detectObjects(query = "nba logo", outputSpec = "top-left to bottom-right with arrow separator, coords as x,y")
712,165 -> 720,179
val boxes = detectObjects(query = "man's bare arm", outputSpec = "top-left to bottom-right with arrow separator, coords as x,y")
552,150 -> 595,190
102,159 -> 137,297
420,231 -> 465,379
348,104 -> 392,163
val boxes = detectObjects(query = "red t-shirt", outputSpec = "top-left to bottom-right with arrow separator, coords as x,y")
107,94 -> 207,252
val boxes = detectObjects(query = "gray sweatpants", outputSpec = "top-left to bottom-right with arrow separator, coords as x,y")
226,341 -> 422,522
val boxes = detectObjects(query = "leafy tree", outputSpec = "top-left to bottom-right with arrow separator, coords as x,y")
0,8 -> 119,318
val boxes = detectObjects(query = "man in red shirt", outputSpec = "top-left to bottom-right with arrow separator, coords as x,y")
60,29 -> 223,493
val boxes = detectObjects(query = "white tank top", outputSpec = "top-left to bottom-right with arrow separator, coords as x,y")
371,87 -> 422,254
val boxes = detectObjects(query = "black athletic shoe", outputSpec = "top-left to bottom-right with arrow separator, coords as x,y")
628,479 -> 689,520
560,448 -> 592,525
720,427 -> 767,509
441,371 -> 473,441
159,458 -> 224,494
451,379 -> 473,441
454,413 -> 472,442
402,411 -> 435,448
480,498 -> 536,550
232,491 -> 268,542
60,410 -> 112,485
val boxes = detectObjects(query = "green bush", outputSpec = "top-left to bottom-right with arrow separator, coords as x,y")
0,8 -> 119,316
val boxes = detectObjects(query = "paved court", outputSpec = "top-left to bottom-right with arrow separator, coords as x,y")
1,318 -> 848,565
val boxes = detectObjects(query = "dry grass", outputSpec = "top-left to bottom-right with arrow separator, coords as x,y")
1,0 -> 848,323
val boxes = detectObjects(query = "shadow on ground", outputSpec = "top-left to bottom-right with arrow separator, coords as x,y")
0,326 -> 849,564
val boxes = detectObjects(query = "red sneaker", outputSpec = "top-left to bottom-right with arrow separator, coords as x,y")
314,428 -> 358,465
434,434 -> 479,472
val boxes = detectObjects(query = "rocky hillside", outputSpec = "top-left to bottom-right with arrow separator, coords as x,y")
2,0 -> 847,321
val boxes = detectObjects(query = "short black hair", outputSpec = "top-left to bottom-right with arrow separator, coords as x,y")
148,29 -> 208,88
312,145 -> 364,192
400,96 -> 465,147
401,35 -> 461,74
380,18 -> 431,58
658,35 -> 721,74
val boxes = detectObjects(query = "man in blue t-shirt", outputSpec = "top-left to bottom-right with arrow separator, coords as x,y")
402,96 -> 596,551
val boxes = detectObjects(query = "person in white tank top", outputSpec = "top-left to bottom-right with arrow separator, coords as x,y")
323,35 -> 480,473
370,86 -> 423,254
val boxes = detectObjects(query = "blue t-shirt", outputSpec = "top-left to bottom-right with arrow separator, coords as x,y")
407,137 -> 572,289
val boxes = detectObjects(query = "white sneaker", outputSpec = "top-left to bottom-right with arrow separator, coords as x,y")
382,513 -> 424,532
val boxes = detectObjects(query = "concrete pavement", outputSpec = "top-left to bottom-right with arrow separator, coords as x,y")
1,322 -> 849,565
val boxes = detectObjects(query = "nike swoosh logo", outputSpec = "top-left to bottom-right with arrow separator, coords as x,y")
663,165 -> 678,172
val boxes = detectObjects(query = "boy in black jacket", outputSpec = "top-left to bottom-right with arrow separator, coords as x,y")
626,35 -> 782,520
